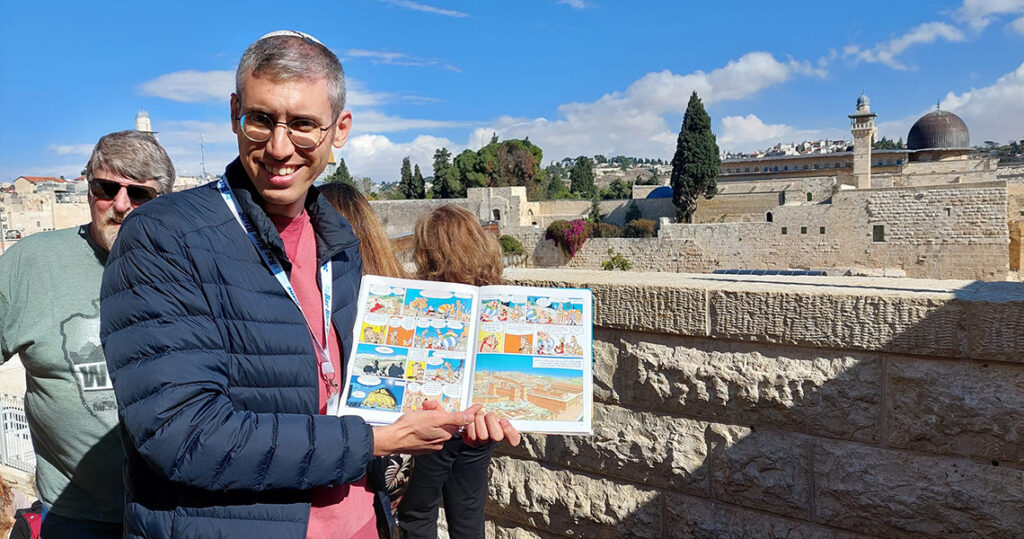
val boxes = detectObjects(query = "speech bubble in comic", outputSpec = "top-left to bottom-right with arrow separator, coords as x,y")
480,322 -> 502,333
358,376 -> 381,386
430,319 -> 446,329
443,384 -> 461,398
421,382 -> 443,396
365,314 -> 387,325
351,390 -> 366,399
535,297 -> 551,308
425,355 -> 443,366
407,382 -> 422,393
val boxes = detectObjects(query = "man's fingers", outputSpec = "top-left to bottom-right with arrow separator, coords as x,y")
474,410 -> 488,441
421,399 -> 441,411
463,403 -> 484,416
484,413 -> 504,443
501,419 -> 522,447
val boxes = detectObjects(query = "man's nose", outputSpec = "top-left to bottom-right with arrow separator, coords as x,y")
265,124 -> 294,160
112,185 -> 133,213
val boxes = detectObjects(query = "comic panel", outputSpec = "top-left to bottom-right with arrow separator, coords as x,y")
471,353 -> 585,423
412,319 -> 469,352
359,314 -> 388,345
404,289 -> 473,321
479,295 -> 528,323
385,316 -> 415,348
423,352 -> 465,385
533,325 -> 587,357
352,344 -> 409,378
345,376 -> 406,413
502,325 -> 534,355
365,284 -> 406,316
477,322 -> 504,353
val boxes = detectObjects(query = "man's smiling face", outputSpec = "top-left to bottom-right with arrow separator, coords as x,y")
231,71 -> 351,216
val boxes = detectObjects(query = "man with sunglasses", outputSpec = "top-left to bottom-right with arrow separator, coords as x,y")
0,130 -> 174,538
100,31 -> 517,539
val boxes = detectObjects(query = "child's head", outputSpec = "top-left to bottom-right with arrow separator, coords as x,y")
413,205 -> 502,286
319,182 -> 406,278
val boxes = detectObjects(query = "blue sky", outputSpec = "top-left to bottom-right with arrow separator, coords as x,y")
1,0 -> 1022,183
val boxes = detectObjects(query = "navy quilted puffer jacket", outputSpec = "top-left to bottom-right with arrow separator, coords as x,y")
101,159 -> 390,538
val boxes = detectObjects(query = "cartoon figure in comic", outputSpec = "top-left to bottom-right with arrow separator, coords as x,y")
362,387 -> 398,410
408,297 -> 429,317
481,300 -> 500,322
438,329 -> 459,351
518,335 -> 532,355
535,331 -> 556,355
479,333 -> 500,352
362,326 -> 385,344
565,335 -> 584,356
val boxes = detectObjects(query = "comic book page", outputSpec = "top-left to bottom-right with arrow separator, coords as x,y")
469,285 -> 593,435
339,275 -> 479,425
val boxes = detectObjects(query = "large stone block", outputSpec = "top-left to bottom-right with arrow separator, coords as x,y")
707,424 -> 812,519
709,285 -> 968,357
964,281 -> 1024,363
484,520 -> 563,539
510,404 -> 710,495
487,456 -> 663,538
665,492 -> 867,539
814,441 -> 1024,537
619,334 -> 880,442
886,357 -> 1024,464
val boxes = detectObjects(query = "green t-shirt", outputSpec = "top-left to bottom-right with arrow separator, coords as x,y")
0,225 -> 123,522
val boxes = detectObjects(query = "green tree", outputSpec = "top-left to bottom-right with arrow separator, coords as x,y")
600,178 -> 633,200
671,91 -> 720,222
412,164 -> 426,199
323,157 -> 353,184
398,156 -> 414,199
587,196 -> 603,223
430,148 -> 461,198
625,201 -> 642,223
569,156 -> 596,198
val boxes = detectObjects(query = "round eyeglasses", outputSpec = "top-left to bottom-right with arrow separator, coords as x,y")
234,112 -> 332,149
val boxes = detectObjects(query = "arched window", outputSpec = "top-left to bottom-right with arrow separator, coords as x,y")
766,212 -> 773,222
493,209 -> 501,221
783,165 -> 789,171
806,192 -> 812,202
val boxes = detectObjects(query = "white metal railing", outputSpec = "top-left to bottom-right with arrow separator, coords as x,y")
0,393 -> 35,473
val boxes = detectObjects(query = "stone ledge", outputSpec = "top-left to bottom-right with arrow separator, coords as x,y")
504,269 -> 1024,361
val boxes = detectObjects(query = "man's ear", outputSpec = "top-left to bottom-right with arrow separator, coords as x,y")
332,110 -> 353,149
230,94 -> 240,134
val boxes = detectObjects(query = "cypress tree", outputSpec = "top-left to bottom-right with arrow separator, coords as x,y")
412,164 -> 426,199
398,156 -> 414,199
569,156 -> 596,198
670,91 -> 720,222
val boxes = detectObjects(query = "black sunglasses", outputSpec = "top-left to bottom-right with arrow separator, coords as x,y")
89,178 -> 160,205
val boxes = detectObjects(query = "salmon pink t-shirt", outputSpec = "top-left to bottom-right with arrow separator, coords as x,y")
271,211 -> 378,539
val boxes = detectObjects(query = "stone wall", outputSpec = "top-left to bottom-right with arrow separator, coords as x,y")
368,198 -> 478,237
485,269 -> 1024,538
515,183 -> 1011,280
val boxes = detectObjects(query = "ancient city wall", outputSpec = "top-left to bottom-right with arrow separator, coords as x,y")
368,198 -> 478,236
514,183 -> 1011,280
485,269 -> 1024,538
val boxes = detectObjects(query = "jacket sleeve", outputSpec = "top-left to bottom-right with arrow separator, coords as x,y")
101,211 -> 373,492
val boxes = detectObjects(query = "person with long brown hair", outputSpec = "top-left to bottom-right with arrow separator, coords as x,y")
319,182 -> 406,279
398,204 -> 520,539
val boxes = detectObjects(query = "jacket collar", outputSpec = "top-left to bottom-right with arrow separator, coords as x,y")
223,158 -> 360,268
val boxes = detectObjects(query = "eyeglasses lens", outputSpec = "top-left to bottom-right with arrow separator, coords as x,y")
241,113 -> 322,148
89,179 -> 157,204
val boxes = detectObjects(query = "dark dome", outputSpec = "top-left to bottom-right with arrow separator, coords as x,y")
907,110 -> 969,150
647,186 -> 673,199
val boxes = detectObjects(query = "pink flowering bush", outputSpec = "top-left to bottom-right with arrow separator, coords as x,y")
545,219 -> 591,258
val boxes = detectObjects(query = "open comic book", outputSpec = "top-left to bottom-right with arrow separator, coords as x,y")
338,275 -> 593,434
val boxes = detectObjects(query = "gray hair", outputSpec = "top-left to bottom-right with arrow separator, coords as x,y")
85,131 -> 176,194
235,31 -> 346,117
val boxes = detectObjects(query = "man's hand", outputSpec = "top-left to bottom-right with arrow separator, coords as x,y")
372,402 -> 483,456
462,407 -> 522,448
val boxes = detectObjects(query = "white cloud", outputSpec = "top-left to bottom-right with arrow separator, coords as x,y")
340,134 -> 458,181
138,70 -> 234,102
377,0 -> 469,18
468,51 -> 825,162
557,0 -> 591,9
352,110 -> 469,134
953,0 -> 1024,30
1012,14 -> 1024,33
717,114 -> 845,153
939,61 -> 1024,145
47,143 -> 94,156
344,49 -> 460,72
844,22 -> 965,70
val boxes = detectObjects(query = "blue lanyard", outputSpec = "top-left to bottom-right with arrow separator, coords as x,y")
217,177 -> 339,405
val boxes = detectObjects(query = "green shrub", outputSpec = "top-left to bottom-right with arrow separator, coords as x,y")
601,248 -> 632,271
623,218 -> 656,238
587,221 -> 621,238
545,219 -> 590,258
499,234 -> 524,255
624,201 -> 642,223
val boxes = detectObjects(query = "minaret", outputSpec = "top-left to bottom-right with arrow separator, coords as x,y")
849,92 -> 876,189
136,109 -> 158,140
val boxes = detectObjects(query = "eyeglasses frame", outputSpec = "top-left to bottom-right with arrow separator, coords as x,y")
233,111 -> 335,149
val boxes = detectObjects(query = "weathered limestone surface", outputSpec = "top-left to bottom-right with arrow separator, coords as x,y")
665,493 -> 868,539
615,334 -> 880,443
707,425 -> 812,520
886,357 -> 1024,464
814,442 -> 1024,538
486,270 -> 1024,538
487,457 -> 663,538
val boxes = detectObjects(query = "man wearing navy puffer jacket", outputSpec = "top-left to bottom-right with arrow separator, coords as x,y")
100,31 -> 517,539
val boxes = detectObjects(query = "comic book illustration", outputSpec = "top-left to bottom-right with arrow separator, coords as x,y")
339,275 -> 593,435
